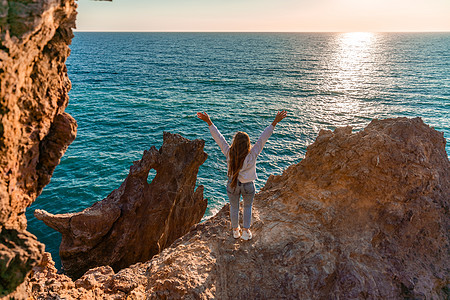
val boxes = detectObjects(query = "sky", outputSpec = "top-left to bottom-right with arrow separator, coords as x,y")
76,0 -> 450,32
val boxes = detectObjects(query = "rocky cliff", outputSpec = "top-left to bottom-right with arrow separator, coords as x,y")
26,118 -> 450,299
35,132 -> 208,279
0,0 -> 77,296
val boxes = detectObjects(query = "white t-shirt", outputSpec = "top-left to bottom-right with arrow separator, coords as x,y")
209,124 -> 274,183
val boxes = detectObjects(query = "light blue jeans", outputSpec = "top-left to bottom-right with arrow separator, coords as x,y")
226,179 -> 256,229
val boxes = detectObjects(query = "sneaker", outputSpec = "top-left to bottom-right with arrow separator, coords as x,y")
241,229 -> 252,240
233,227 -> 241,239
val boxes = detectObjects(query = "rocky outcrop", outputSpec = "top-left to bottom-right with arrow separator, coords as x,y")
26,252 -> 148,299
0,228 -> 44,297
0,0 -> 77,296
35,132 -> 208,279
26,118 -> 450,299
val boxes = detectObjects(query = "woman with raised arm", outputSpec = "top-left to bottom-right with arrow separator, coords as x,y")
197,110 -> 287,240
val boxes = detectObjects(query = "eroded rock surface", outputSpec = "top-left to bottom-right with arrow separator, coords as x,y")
27,117 -> 450,299
144,118 -> 450,299
35,132 -> 208,279
0,0 -> 77,296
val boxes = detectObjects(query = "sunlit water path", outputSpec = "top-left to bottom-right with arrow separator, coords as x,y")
26,32 -> 450,268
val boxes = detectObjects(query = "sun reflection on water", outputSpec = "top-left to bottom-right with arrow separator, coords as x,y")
335,32 -> 377,90
336,32 -> 376,71
319,32 -> 381,120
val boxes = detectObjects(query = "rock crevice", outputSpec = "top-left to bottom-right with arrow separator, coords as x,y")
0,0 -> 77,296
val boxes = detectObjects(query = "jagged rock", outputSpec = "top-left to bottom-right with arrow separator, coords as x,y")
0,0 -> 77,296
25,118 -> 450,299
35,132 -> 208,279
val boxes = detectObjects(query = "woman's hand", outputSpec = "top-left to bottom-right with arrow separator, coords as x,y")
272,110 -> 287,127
197,112 -> 213,126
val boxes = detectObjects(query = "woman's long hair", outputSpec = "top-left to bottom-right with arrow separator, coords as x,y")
228,131 -> 251,188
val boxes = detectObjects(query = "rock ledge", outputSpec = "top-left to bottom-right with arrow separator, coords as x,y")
27,118 -> 450,299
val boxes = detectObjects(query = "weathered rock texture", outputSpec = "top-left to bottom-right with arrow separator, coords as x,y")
26,117 -> 450,299
0,0 -> 77,296
35,132 -> 208,279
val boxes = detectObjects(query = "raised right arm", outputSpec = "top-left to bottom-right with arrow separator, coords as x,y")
247,110 -> 287,161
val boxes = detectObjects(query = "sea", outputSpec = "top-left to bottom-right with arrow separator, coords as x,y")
26,32 -> 450,269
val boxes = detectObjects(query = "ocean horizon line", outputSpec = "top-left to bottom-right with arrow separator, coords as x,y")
72,30 -> 450,33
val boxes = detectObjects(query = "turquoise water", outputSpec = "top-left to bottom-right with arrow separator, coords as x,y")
26,32 -> 450,269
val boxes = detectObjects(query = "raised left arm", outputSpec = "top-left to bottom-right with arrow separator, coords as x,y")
197,111 -> 213,126
272,110 -> 287,127
197,111 -> 230,156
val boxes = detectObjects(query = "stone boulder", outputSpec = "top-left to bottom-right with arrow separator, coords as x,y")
0,0 -> 77,296
35,132 -> 208,279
